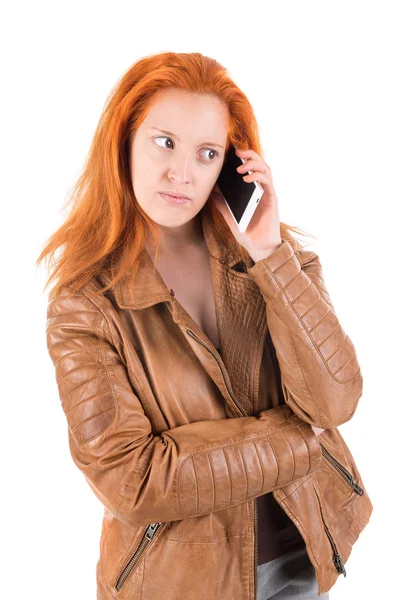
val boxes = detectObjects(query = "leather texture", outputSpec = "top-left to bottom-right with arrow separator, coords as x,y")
46,208 -> 373,599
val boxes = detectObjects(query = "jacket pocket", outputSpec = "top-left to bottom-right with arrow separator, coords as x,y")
319,442 -> 364,496
114,522 -> 167,592
311,480 -> 347,577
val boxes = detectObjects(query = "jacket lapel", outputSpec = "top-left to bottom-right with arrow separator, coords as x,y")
110,208 -> 271,415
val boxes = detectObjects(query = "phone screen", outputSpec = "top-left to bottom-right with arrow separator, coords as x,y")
216,144 -> 256,223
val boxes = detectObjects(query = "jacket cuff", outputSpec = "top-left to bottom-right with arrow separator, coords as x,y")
247,239 -> 298,301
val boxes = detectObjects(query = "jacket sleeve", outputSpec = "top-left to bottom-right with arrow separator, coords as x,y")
247,238 -> 363,429
46,288 -> 322,528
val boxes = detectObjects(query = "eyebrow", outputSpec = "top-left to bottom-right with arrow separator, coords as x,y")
149,127 -> 225,150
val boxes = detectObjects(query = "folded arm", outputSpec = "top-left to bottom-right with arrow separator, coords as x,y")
46,287 -> 322,528
247,238 -> 363,429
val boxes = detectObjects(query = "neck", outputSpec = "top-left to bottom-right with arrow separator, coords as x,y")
146,213 -> 206,256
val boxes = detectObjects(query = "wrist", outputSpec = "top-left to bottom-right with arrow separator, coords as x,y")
249,241 -> 283,263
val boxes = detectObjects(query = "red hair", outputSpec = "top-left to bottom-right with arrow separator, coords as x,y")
36,51 -> 315,300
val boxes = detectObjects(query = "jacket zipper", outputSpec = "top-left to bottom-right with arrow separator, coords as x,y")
320,443 -> 364,495
312,482 -> 347,577
186,329 -> 259,597
115,522 -> 166,591
186,329 -> 247,417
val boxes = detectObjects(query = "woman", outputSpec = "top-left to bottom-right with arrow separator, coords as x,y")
38,52 -> 373,599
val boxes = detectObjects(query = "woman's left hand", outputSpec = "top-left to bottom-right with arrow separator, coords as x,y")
210,147 -> 283,262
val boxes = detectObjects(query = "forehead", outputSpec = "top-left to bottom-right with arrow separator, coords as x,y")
142,89 -> 229,138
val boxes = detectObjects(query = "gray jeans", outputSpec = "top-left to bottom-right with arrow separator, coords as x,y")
257,544 -> 330,599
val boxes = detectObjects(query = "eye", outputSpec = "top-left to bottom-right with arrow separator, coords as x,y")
153,136 -> 219,162
200,148 -> 219,162
154,136 -> 174,150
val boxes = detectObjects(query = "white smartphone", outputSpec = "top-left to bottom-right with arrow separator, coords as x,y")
216,143 -> 264,233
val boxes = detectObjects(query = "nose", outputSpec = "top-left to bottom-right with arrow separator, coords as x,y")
168,153 -> 192,184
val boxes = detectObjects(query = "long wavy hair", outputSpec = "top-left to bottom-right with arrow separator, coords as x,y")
36,51 -> 316,301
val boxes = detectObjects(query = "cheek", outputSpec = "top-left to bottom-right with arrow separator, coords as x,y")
131,154 -> 155,187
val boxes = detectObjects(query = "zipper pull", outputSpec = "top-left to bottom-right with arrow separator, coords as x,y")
333,553 -> 347,577
145,523 -> 161,540
351,480 -> 364,495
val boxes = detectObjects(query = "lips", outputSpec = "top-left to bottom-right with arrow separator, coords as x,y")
159,191 -> 190,200
159,192 -> 191,204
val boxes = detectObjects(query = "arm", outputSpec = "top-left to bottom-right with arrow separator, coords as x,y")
247,238 -> 363,430
46,287 -> 322,528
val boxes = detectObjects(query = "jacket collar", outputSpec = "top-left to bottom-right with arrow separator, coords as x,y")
110,208 -> 244,310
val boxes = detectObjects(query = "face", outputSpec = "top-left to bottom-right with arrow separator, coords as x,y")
129,88 -> 229,235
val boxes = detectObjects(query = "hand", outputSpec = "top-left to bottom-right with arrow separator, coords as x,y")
210,147 -> 282,262
311,425 -> 325,436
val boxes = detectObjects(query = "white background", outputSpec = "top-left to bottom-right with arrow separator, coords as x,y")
2,1 -> 398,598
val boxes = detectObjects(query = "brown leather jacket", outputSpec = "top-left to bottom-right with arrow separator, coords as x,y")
46,209 -> 373,599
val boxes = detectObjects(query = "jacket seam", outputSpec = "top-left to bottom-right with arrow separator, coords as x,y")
207,451 -> 217,510
252,439 -> 264,495
77,292 -> 170,519
164,533 -> 246,545
61,293 -> 119,450
236,443 -> 249,499
281,428 -> 295,480
81,291 -> 157,419
176,424 -> 300,515
277,475 -> 312,500
276,492 -> 321,573
177,421 -> 299,468
221,448 -> 232,507
270,309 -> 322,426
265,254 -> 360,385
